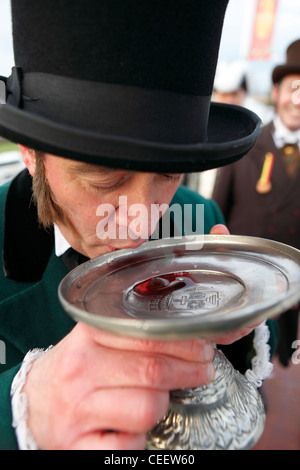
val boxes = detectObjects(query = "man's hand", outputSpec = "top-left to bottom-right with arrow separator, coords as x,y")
23,323 -> 215,450
210,224 -> 230,236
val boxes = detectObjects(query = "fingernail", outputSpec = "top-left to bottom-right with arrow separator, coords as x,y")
207,363 -> 215,383
204,343 -> 215,361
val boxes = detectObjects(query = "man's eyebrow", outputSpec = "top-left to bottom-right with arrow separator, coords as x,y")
69,162 -> 119,176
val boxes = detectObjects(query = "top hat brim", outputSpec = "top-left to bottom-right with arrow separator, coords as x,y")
0,101 -> 261,173
272,64 -> 300,84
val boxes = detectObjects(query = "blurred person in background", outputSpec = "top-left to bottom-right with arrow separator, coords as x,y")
213,39 -> 300,367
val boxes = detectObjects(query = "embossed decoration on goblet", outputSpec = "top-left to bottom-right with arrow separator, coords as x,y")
147,350 -> 265,450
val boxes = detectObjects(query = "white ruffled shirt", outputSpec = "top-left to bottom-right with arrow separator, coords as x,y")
273,116 -> 300,148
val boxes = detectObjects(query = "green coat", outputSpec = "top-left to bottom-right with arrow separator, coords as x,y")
0,171 -> 276,450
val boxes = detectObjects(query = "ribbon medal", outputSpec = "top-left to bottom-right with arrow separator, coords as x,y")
256,152 -> 274,194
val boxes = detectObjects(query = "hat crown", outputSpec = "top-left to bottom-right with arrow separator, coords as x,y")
272,38 -> 300,83
12,0 -> 228,97
286,39 -> 300,66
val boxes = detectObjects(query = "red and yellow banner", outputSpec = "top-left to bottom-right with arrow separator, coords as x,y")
249,0 -> 278,60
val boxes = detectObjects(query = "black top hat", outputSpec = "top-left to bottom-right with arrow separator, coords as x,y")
0,0 -> 261,173
272,39 -> 300,84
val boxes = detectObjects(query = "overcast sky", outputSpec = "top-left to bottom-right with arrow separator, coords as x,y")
0,0 -> 300,95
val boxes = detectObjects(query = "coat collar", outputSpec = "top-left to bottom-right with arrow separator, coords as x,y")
3,169 -> 54,282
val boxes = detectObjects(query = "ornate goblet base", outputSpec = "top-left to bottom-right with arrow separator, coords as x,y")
147,349 -> 265,450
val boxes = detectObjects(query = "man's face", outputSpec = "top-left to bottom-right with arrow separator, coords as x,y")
36,153 -> 183,259
272,74 -> 300,131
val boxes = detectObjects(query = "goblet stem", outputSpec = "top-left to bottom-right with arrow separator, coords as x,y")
147,349 -> 265,450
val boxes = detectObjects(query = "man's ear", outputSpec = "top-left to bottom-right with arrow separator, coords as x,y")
18,145 -> 36,176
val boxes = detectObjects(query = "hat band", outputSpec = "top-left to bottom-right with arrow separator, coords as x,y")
5,67 -> 211,145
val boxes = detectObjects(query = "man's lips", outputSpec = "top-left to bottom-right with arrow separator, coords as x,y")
106,240 -> 146,252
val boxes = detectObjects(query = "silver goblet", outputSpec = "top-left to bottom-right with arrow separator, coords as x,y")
59,235 -> 300,450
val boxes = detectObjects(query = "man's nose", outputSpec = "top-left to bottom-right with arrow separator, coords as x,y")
117,179 -> 164,240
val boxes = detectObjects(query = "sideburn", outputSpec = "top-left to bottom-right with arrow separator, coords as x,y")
31,152 -> 69,229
